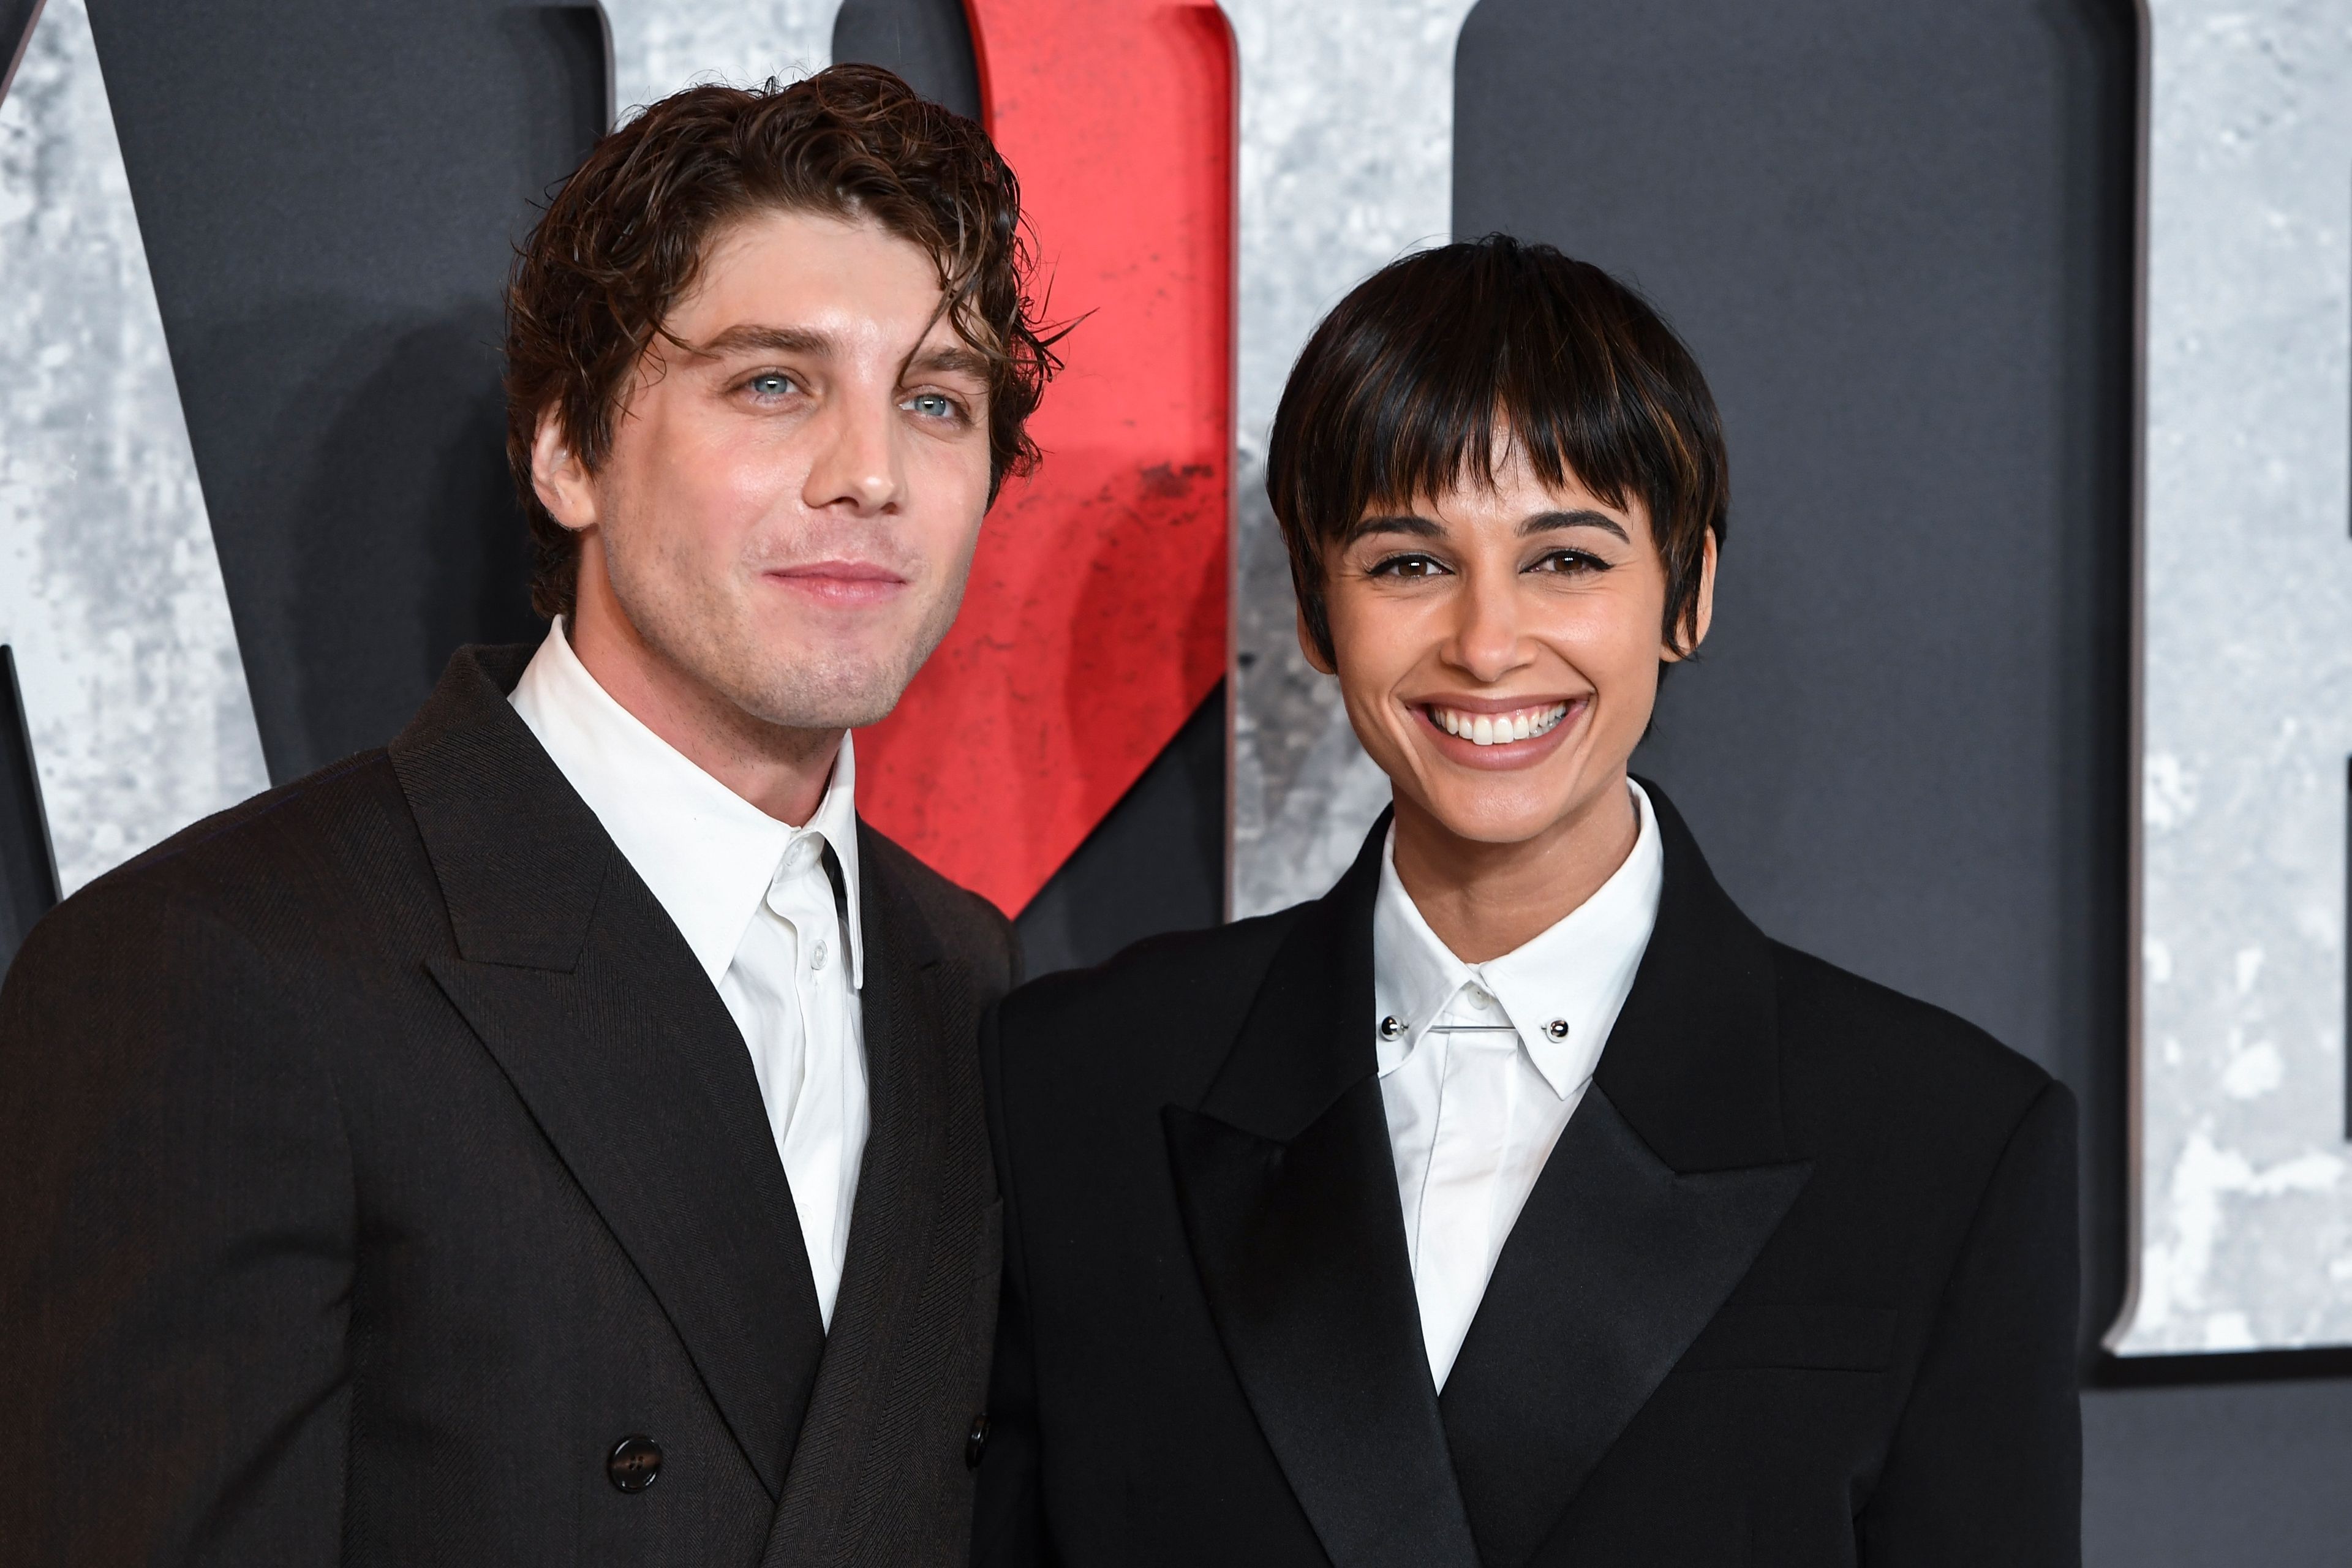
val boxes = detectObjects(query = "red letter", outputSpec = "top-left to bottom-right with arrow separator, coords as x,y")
854,0 -> 1235,915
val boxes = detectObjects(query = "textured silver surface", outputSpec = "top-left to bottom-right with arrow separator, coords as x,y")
0,0 -> 266,897
603,0 -> 843,120
1221,0 -> 1479,918
2111,0 -> 2352,1354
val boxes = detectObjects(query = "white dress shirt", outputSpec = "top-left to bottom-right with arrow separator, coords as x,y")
508,619 -> 868,1329
1373,780 -> 1664,1389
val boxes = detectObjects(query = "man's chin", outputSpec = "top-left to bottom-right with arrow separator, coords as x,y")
724,662 -> 914,733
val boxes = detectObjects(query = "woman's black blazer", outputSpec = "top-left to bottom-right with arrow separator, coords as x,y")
975,783 -> 2079,1568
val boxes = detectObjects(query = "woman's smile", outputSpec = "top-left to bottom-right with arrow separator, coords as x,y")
1411,695 -> 1587,769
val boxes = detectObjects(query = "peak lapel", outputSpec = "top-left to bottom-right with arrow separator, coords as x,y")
1439,782 -> 1811,1566
760,839 -> 967,1564
393,646 -> 826,1501
1164,819 -> 1481,1568
1439,1090 -> 1807,1566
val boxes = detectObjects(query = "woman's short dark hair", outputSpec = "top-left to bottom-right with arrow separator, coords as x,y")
1267,235 -> 1727,665
503,64 -> 1054,620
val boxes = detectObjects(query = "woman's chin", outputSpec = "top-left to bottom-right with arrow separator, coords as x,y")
1404,786 -> 1577,850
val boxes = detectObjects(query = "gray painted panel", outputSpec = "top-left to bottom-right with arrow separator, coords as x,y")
604,0 -> 842,119
0,0 -> 267,896
1222,0 -> 1478,917
2113,0 -> 2352,1357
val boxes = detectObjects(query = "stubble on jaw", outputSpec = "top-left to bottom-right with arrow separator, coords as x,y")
595,510 -> 974,737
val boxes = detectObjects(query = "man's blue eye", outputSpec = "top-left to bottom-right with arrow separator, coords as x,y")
907,393 -> 957,418
748,373 -> 794,396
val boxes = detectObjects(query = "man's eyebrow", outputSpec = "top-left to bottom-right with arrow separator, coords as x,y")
1520,508 -> 1629,542
687,323 -> 834,359
905,343 -> 995,382
1343,513 -> 1445,545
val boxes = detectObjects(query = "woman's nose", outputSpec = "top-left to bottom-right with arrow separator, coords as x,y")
1447,573 -> 1526,684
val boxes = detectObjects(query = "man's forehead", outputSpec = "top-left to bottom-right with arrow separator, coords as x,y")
671,207 -> 947,330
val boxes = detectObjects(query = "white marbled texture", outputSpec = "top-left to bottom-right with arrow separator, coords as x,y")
603,0 -> 843,121
1221,0 -> 1479,918
0,0 -> 268,898
2110,0 -> 2352,1354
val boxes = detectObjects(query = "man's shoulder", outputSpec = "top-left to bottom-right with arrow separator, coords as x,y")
58,749 -> 421,936
2,748 -> 434,1031
857,823 -> 1018,994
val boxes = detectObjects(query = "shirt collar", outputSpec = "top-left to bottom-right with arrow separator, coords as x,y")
507,619 -> 865,992
1371,780 -> 1664,1099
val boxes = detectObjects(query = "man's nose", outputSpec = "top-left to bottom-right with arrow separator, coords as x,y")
802,389 -> 903,515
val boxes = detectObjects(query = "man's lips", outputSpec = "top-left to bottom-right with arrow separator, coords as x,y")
763,560 -> 910,606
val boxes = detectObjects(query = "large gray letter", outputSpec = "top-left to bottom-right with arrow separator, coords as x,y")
0,0 -> 268,899
2110,0 -> 2352,1355
601,1 -> 843,119
1221,0 -> 1480,918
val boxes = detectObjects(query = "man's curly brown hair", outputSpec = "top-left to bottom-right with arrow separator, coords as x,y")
503,64 -> 1055,620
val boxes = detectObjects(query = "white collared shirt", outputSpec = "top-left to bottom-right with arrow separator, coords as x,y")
1373,780 -> 1664,1389
508,619 -> 868,1329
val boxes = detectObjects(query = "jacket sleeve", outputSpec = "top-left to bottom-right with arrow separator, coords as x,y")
0,884 -> 355,1566
1858,1077 -> 2082,1567
971,1000 -> 1052,1568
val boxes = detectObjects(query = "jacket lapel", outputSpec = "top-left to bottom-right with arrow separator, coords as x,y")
391,645 -> 826,1502
1438,783 -> 1811,1566
759,833 -> 970,1564
1164,818 -> 1482,1568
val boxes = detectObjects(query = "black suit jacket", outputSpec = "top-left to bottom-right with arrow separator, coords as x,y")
976,786 -> 2079,1567
0,644 -> 1014,1567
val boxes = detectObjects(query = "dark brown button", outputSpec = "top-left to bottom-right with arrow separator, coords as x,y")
964,1411 -> 990,1469
608,1434 -> 663,1492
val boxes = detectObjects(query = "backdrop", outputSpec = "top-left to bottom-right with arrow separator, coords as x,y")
2,1 -> 2349,1561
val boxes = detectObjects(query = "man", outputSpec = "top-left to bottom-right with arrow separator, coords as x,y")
0,65 -> 1050,1565
975,238 -> 2078,1566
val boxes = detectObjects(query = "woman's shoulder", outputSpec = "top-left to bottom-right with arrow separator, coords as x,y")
1004,904 -> 1306,1036
992,904 -> 1313,1102
1766,937 -> 2060,1137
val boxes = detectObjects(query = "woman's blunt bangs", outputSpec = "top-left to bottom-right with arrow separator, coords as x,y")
1266,235 -> 1728,664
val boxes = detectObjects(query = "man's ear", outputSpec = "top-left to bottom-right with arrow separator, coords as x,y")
531,407 -> 598,533
1295,603 -> 1336,676
1663,529 -> 1718,662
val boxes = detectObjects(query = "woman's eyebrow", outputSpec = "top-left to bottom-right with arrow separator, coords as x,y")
1520,508 -> 1628,541
1343,513 -> 1444,545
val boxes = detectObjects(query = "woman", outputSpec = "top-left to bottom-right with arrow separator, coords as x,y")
974,237 -> 2078,1567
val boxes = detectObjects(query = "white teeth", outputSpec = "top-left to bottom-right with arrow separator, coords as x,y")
1430,701 -> 1574,747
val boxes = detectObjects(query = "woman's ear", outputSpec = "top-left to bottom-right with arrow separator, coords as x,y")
531,407 -> 598,533
1664,529 -> 1718,662
1296,603 -> 1337,676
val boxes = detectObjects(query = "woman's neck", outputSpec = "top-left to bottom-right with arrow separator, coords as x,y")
1389,772 -> 1640,964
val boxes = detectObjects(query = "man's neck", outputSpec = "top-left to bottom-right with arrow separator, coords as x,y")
1390,772 -> 1640,965
564,596 -> 841,829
